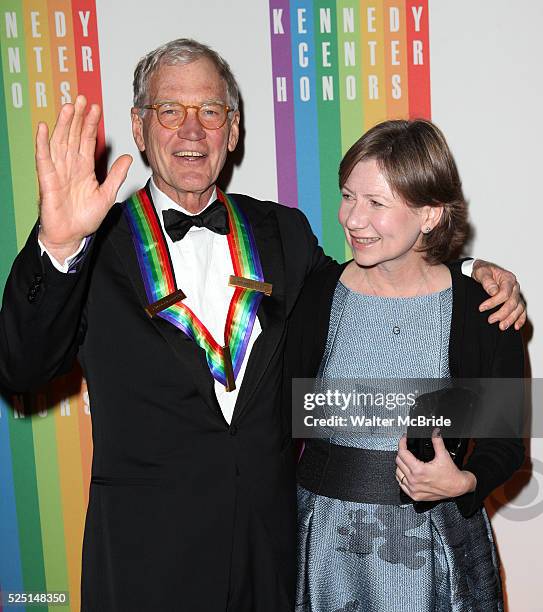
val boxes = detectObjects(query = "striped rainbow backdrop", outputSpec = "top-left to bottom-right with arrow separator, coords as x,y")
268,0 -> 431,261
0,1 -> 431,610
0,2 -> 102,610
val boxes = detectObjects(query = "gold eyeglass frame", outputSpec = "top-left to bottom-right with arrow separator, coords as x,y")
141,101 -> 233,130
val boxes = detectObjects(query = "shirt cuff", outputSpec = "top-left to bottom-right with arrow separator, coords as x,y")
461,258 -> 475,278
38,236 -> 89,273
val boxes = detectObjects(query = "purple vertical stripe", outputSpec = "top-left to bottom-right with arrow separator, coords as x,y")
269,0 -> 298,207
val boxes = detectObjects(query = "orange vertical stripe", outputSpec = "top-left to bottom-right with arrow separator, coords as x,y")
53,373 -> 85,612
47,0 -> 77,107
383,0 -> 409,119
78,376 -> 93,508
23,0 -> 56,134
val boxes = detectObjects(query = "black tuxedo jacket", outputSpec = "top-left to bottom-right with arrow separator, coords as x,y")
0,192 -> 330,612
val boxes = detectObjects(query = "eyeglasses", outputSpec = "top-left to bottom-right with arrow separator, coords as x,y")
142,101 -> 233,130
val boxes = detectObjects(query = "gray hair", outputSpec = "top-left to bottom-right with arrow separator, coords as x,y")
133,38 -> 240,111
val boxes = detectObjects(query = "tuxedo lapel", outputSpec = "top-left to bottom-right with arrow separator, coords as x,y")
106,200 -> 221,417
231,198 -> 286,422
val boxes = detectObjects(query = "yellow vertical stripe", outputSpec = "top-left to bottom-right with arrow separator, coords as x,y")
360,0 -> 387,130
31,392 -> 69,604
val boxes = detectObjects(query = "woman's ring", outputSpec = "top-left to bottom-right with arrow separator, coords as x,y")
401,475 -> 406,485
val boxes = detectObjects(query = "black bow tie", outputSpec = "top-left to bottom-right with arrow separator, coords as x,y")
162,200 -> 230,242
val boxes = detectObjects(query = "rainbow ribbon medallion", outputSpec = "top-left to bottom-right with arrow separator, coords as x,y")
123,187 -> 268,390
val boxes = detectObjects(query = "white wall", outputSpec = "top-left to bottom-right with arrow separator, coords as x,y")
430,0 -> 541,377
430,3 -> 542,609
96,1 -> 542,609
96,0 -> 278,203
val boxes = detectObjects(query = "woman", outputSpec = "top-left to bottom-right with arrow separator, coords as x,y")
289,119 -> 524,611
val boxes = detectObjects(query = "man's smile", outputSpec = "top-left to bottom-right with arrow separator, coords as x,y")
173,150 -> 207,158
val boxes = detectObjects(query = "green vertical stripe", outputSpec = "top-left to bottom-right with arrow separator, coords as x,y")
337,0 -> 364,153
0,1 -> 38,251
0,35 -> 17,292
337,0 -> 364,263
336,0 -> 362,263
32,404 -> 68,602
315,2 -> 345,262
8,403 -> 47,609
3,9 -> 49,608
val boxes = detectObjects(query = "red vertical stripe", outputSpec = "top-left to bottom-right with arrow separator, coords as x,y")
406,0 -> 431,119
71,0 -> 105,158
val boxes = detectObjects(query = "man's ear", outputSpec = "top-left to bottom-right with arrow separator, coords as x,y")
227,111 -> 240,152
131,108 -> 146,152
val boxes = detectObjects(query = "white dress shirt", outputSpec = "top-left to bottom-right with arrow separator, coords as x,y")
150,179 -> 261,424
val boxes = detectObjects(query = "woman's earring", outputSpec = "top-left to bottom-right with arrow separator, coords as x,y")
423,226 -> 431,234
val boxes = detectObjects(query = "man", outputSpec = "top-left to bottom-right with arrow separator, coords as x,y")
0,39 -> 525,612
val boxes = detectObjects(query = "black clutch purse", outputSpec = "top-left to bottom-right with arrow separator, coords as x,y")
400,386 -> 478,512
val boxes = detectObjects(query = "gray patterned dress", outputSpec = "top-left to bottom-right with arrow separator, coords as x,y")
296,282 -> 503,612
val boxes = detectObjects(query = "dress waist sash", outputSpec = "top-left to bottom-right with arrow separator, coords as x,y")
297,439 -> 403,505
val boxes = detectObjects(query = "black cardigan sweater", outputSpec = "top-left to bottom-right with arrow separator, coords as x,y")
286,261 -> 525,517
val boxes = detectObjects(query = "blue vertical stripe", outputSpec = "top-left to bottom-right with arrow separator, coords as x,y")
290,0 -> 322,240
0,395 -> 24,608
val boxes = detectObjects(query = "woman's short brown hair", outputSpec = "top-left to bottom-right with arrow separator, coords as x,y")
339,119 -> 468,264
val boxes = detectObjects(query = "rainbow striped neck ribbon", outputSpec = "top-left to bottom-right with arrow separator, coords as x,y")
123,187 -> 271,391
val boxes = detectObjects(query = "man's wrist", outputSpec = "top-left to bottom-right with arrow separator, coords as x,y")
38,233 -> 84,267
38,233 -> 88,273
